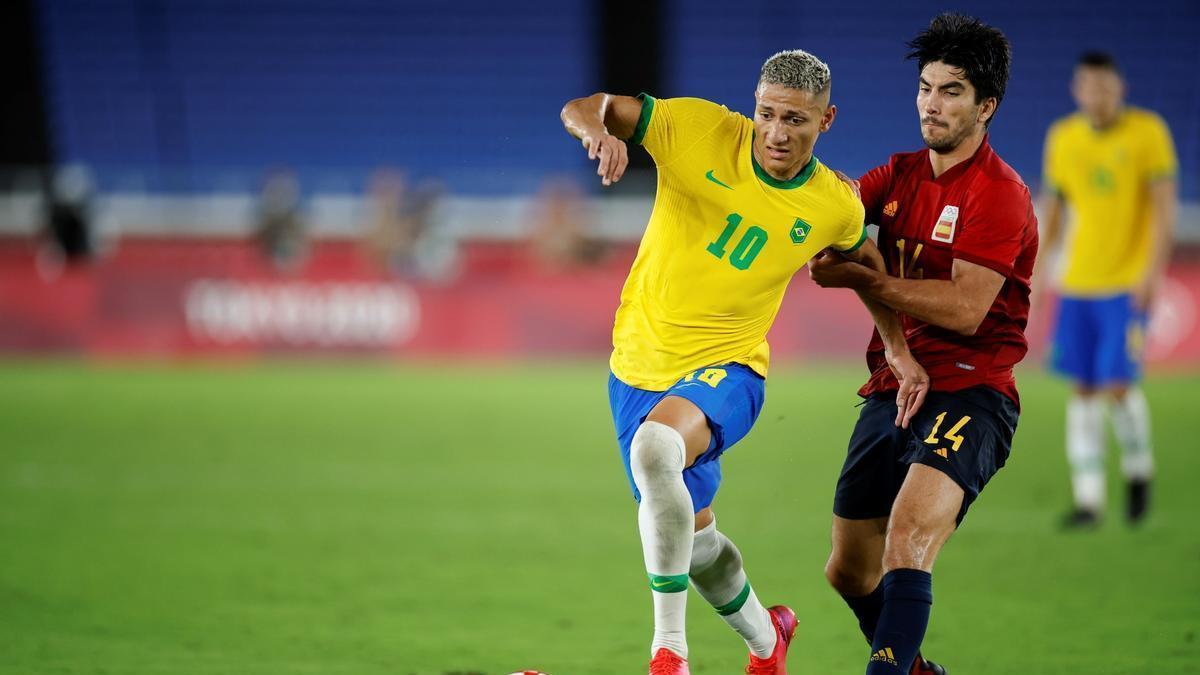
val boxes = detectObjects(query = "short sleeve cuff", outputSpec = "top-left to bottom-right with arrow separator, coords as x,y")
631,93 -> 656,145
954,250 -> 1014,278
1148,169 -> 1177,184
833,225 -> 869,253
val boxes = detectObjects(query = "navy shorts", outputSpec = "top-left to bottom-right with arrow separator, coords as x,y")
1051,293 -> 1147,387
608,363 -> 765,512
833,386 -> 1018,525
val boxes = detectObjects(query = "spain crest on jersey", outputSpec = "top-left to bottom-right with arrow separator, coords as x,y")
932,205 -> 958,243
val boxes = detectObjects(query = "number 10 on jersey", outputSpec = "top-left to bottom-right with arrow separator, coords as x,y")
707,213 -> 767,271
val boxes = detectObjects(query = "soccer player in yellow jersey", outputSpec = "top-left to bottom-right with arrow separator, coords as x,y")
561,50 -> 929,674
1035,51 -> 1179,528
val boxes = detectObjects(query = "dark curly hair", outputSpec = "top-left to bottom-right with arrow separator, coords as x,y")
907,13 -> 1011,122
1078,50 -> 1119,72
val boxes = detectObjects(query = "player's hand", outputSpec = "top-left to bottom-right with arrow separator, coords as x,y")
808,250 -> 875,290
1133,274 -> 1161,312
832,169 -> 861,200
886,350 -> 929,429
582,133 -> 628,187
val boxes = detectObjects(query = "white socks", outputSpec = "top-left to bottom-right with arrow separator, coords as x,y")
630,421 -> 780,660
1067,389 -> 1156,511
690,518 -> 777,658
630,421 -> 693,659
1067,396 -> 1107,511
1110,388 -> 1154,480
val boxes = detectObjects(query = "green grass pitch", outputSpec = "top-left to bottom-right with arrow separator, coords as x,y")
1,361 -> 1198,674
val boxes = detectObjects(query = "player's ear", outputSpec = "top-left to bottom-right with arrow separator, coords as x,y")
977,97 -> 997,126
819,104 -> 837,132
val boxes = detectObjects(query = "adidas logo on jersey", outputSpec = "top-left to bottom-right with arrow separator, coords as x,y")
883,200 -> 899,217
870,647 -> 899,666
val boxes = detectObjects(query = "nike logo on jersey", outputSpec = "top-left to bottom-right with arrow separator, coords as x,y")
705,170 -> 733,190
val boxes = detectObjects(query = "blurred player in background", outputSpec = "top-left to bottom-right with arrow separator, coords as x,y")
1034,52 -> 1179,528
809,14 -> 1037,674
561,50 -> 928,674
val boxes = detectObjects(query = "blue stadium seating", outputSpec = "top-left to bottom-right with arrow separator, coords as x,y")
36,0 -> 1197,198
671,0 -> 1199,198
37,0 -> 592,194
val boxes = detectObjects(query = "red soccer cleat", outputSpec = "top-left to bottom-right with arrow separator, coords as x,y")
745,605 -> 797,674
648,647 -> 689,675
910,653 -> 948,675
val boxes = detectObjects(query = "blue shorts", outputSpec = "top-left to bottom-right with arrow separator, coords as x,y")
608,363 -> 766,512
1051,293 -> 1147,387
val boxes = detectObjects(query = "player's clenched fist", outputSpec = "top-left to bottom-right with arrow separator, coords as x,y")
808,250 -> 874,290
582,133 -> 628,187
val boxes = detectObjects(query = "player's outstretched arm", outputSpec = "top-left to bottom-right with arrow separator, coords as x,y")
1139,177 -> 1178,309
830,240 -> 928,427
877,260 -> 1003,335
810,253 -> 1004,336
1029,190 -> 1065,309
560,93 -> 643,186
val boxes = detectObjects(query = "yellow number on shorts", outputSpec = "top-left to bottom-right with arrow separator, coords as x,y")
1127,322 -> 1145,364
686,368 -> 728,388
924,412 -> 972,452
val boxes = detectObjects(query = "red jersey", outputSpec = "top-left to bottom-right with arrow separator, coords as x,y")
857,137 -> 1038,406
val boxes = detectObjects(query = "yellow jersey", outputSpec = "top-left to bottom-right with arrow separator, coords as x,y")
1042,107 -> 1177,295
610,94 -> 866,390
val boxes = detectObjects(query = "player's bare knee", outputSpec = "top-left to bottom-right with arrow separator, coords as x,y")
630,421 -> 686,485
823,557 -> 853,593
824,554 -> 877,596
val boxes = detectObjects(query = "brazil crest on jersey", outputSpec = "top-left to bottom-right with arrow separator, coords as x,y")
1043,108 -> 1177,295
610,94 -> 867,391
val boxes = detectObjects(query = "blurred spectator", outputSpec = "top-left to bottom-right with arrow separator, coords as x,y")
256,168 -> 306,269
360,168 -> 455,280
35,164 -> 117,280
41,164 -> 95,260
528,178 -> 606,269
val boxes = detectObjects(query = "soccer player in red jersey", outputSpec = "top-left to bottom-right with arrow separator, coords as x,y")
808,14 -> 1038,675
